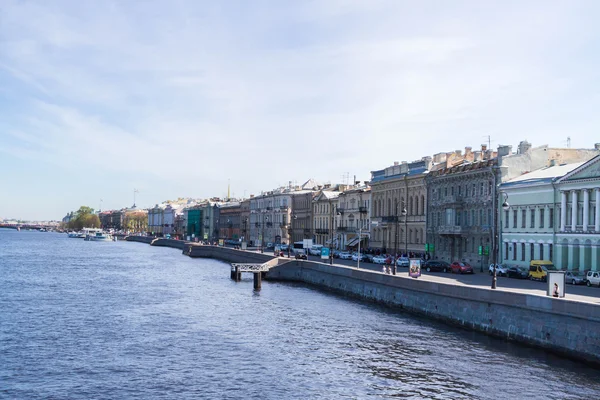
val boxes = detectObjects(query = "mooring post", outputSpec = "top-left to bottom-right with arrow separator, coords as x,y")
231,266 -> 236,280
253,272 -> 261,290
235,266 -> 241,282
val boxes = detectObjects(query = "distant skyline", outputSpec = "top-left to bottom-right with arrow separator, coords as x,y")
2,1 -> 600,220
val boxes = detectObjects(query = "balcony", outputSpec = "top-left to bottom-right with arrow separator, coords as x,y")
337,208 -> 345,214
381,216 -> 398,223
266,206 -> 273,211
359,206 -> 368,214
337,226 -> 356,232
438,225 -> 468,235
315,228 -> 329,234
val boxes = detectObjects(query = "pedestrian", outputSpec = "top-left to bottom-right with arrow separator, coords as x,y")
553,283 -> 559,298
382,265 -> 386,274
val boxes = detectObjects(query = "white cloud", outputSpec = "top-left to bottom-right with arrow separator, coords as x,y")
1,0 -> 600,218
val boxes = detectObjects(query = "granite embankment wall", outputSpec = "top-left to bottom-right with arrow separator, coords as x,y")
184,243 -> 281,267
125,236 -> 153,244
267,261 -> 600,366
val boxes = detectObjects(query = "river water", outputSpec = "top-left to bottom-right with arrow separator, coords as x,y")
1,229 -> 599,399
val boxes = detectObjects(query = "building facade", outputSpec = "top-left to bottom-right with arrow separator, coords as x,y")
312,190 -> 339,247
499,162 -> 583,268
371,158 -> 430,256
555,155 -> 600,271
249,189 -> 293,248
337,185 -> 371,250
291,191 -> 316,244
218,202 -> 241,241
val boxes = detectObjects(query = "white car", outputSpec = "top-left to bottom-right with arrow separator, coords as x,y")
586,271 -> 600,287
373,255 -> 387,264
339,252 -> 352,260
396,257 -> 410,267
309,248 -> 322,256
489,264 -> 509,276
351,253 -> 367,261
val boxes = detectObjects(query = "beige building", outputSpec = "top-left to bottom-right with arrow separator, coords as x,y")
337,184 -> 371,250
312,188 -> 340,247
370,158 -> 431,255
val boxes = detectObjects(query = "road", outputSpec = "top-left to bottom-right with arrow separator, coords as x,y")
267,251 -> 600,305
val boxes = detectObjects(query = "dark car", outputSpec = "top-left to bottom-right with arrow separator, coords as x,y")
505,266 -> 528,279
295,252 -> 307,260
450,261 -> 474,274
423,260 -> 450,273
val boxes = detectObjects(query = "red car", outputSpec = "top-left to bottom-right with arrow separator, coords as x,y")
451,261 -> 474,274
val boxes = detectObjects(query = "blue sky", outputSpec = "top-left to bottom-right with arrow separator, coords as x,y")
2,0 -> 600,220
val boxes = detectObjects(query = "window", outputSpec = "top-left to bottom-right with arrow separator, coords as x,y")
512,243 -> 517,260
549,244 -> 553,260
530,209 -> 535,229
458,186 -> 462,195
451,186 -> 454,196
549,207 -> 554,228
521,243 -> 525,261
480,209 -> 484,226
540,209 -> 545,228
466,186 -> 470,197
504,211 -> 509,228
504,242 -> 509,259
444,188 -> 448,197
472,209 -> 476,225
539,243 -> 544,259
456,210 -> 461,225
513,210 -> 517,228
530,243 -> 534,260
521,209 -> 526,228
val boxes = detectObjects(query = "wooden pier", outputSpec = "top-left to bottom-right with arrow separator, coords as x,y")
230,263 -> 271,289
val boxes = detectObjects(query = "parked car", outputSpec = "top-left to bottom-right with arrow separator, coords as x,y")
505,266 -> 529,279
339,252 -> 352,260
364,254 -> 375,263
295,252 -> 307,260
373,255 -> 387,264
565,271 -> 586,285
450,261 -> 474,274
280,244 -> 289,251
351,253 -> 367,261
586,271 -> 600,287
332,250 -> 342,259
423,260 -> 450,273
396,257 -> 410,267
489,263 -> 509,276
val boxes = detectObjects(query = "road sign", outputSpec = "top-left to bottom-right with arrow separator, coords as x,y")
321,247 -> 330,260
303,239 -> 313,249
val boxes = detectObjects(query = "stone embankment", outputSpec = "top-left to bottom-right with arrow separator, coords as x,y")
124,239 -> 600,366
267,260 -> 600,366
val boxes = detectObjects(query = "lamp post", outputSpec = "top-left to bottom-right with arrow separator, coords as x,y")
261,215 -> 269,253
242,217 -> 248,244
492,192 -> 510,289
392,200 -> 400,275
402,203 -> 408,256
288,214 -> 296,258
329,204 -> 341,265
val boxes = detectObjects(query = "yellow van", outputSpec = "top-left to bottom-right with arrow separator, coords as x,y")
528,260 -> 556,281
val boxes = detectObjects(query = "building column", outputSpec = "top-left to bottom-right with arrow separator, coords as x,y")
571,190 -> 578,231
583,189 -> 590,231
560,191 -> 567,232
595,188 -> 600,232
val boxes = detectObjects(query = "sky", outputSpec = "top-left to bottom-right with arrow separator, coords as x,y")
1,0 -> 600,221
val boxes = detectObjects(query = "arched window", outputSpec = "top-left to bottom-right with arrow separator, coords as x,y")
408,197 -> 413,215
387,199 -> 391,216
415,197 -> 419,216
420,195 -> 425,215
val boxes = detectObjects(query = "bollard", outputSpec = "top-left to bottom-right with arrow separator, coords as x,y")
231,267 -> 236,280
235,266 -> 241,282
253,272 -> 261,290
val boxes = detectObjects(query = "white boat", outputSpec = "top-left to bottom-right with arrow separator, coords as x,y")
67,231 -> 79,238
86,231 -> 113,242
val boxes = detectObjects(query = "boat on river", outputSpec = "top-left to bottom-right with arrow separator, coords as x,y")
85,230 -> 114,242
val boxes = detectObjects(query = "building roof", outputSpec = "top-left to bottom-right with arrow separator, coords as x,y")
501,161 -> 585,188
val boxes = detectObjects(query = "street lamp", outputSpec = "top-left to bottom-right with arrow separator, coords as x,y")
492,193 -> 510,289
288,214 -> 297,258
401,204 -> 408,257
329,205 -> 341,265
261,215 -> 269,253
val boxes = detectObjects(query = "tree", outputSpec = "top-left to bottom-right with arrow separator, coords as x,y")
66,206 -> 100,230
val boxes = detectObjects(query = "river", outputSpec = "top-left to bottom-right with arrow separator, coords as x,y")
1,229 -> 599,399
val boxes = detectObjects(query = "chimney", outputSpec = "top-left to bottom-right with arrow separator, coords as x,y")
464,147 -> 472,156
394,161 -> 399,166
518,140 -> 532,154
497,145 -> 512,157
422,156 -> 433,170
474,151 -> 482,161
595,143 -> 600,150
481,144 -> 488,152
455,149 -> 462,157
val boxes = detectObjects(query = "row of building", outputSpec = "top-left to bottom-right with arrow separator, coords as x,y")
74,141 -> 600,271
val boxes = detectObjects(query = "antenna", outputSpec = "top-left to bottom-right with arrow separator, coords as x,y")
99,199 -> 103,212
227,178 -> 231,200
482,135 -> 492,149
133,188 -> 139,207
567,137 -> 571,148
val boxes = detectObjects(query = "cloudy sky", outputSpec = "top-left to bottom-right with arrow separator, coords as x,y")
1,0 -> 599,220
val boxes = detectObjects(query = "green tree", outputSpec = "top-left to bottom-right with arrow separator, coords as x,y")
66,206 -> 100,230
